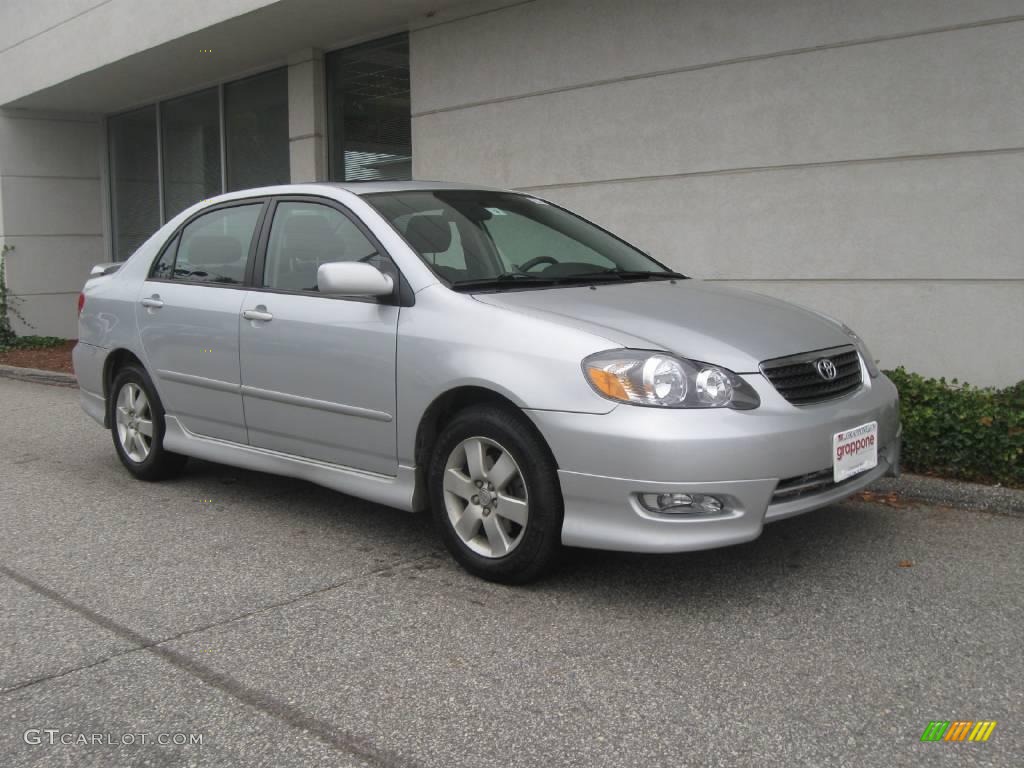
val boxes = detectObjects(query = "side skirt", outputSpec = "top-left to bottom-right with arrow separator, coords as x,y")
162,415 -> 419,512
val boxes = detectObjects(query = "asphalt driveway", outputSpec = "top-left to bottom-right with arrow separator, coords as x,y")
0,376 -> 1020,767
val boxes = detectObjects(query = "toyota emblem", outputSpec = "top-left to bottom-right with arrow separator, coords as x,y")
815,358 -> 838,380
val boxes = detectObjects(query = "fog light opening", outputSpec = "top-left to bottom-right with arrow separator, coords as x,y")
640,493 -> 726,515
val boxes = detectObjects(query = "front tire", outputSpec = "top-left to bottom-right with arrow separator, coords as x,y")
109,364 -> 187,481
429,405 -> 562,584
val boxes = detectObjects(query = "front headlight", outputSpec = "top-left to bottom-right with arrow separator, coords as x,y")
842,325 -> 880,378
582,350 -> 760,409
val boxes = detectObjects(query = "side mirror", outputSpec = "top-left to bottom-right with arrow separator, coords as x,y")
317,262 -> 394,297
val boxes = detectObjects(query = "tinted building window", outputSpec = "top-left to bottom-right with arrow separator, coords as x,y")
108,106 -> 159,261
161,88 -> 221,219
327,34 -> 411,182
225,69 -> 289,191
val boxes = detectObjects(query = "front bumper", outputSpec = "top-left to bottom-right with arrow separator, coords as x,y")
527,371 -> 900,553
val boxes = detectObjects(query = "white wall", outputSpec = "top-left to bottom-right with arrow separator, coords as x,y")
411,0 -> 1024,385
0,0 -> 279,108
0,111 -> 104,339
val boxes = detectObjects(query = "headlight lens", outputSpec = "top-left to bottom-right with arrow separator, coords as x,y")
644,355 -> 687,402
583,350 -> 759,409
695,367 -> 733,406
842,325 -> 880,378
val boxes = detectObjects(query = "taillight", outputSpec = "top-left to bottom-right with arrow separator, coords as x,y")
77,292 -> 85,316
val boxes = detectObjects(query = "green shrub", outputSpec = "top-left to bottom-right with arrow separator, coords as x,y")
884,367 -> 1023,487
4,335 -> 66,350
1,244 -> 68,353
0,243 -> 26,350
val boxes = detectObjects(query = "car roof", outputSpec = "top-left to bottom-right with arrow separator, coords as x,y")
317,180 -> 502,196
191,180 -> 514,212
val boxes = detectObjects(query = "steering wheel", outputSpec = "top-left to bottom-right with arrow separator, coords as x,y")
517,255 -> 558,273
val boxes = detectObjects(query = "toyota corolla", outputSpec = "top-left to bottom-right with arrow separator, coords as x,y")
74,182 -> 900,583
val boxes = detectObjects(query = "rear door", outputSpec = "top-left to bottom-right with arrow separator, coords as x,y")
137,200 -> 266,444
238,197 -> 400,474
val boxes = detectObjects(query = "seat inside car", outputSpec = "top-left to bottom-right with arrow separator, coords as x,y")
185,235 -> 244,283
403,213 -> 459,280
274,213 -> 338,291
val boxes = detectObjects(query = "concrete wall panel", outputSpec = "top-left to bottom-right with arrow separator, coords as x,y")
0,114 -> 101,178
0,177 -> 102,237
412,0 -> 1024,114
413,22 -> 1024,189
0,0 -> 278,107
0,0 -> 102,52
540,152 -> 1024,281
2,235 -> 104,295
8,292 -> 82,339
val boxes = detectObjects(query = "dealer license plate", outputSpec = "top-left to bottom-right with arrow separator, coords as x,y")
832,421 -> 878,482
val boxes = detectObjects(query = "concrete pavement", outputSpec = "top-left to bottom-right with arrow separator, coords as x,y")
0,376 -> 1020,767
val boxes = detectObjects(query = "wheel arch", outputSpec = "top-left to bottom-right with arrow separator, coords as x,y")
102,348 -> 146,427
413,385 -> 559,511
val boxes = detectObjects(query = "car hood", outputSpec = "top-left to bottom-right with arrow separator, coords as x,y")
471,280 -> 851,372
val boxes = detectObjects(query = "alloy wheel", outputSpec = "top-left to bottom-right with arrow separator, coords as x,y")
442,436 -> 529,558
115,382 -> 153,463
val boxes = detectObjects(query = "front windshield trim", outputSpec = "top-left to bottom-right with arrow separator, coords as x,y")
362,189 -> 685,289
447,269 -> 686,293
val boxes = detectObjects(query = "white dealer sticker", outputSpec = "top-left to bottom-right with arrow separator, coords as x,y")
832,421 -> 878,482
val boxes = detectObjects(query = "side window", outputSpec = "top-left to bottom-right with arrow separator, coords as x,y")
171,204 -> 262,284
151,234 -> 179,280
263,201 -> 391,292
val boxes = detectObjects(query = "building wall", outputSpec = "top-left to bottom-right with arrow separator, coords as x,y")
0,111 -> 104,338
411,0 -> 1024,385
0,0 -> 279,108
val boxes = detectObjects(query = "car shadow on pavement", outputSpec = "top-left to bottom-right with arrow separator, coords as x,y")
175,458 -> 895,609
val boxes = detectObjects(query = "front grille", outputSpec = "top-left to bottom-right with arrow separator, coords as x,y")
760,345 -> 862,405
771,468 -> 841,503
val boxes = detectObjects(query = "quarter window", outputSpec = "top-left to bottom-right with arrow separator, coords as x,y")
262,201 -> 391,292
162,204 -> 262,284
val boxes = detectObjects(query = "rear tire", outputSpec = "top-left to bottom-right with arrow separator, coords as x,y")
429,405 -> 562,584
109,364 -> 187,481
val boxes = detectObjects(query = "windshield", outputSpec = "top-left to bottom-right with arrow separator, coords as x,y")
365,190 -> 680,289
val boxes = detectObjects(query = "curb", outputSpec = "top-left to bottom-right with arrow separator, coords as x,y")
868,473 -> 1024,517
0,364 -> 78,388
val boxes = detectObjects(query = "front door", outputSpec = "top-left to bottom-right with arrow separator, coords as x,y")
137,201 -> 265,444
238,198 -> 399,475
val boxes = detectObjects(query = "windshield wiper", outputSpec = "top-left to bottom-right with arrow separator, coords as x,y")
450,268 -> 687,292
580,268 -> 687,281
449,273 -> 561,291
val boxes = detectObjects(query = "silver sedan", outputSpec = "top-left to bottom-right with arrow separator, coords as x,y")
74,181 -> 900,583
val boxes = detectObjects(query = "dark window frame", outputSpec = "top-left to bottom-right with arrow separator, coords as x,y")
146,198 -> 271,290
246,194 -> 410,306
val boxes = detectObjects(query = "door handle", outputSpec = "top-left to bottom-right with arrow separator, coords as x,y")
140,296 -> 164,309
242,308 -> 273,322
